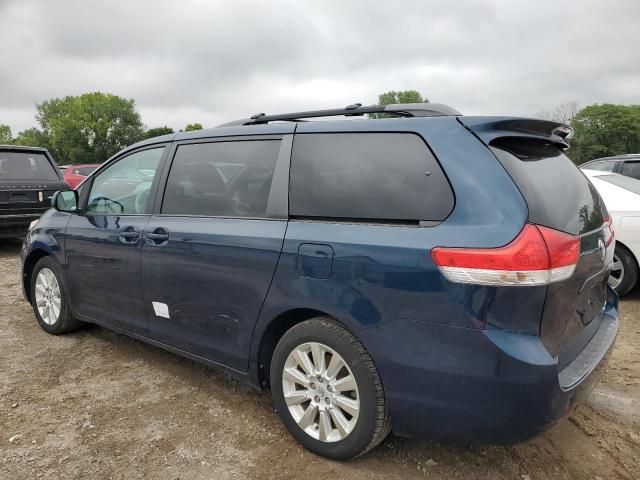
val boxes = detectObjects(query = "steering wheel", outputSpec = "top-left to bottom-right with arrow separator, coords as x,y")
90,196 -> 124,214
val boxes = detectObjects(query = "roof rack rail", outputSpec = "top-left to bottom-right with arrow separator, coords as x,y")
216,103 -> 462,127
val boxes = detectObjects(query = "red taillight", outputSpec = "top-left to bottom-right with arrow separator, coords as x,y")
431,224 -> 580,286
538,226 -> 581,267
603,215 -> 615,247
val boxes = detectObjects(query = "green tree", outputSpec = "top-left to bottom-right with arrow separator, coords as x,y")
144,126 -> 174,139
571,104 -> 640,164
0,124 -> 12,144
184,123 -> 203,131
371,90 -> 428,118
378,90 -> 427,105
13,127 -> 52,150
34,92 -> 145,164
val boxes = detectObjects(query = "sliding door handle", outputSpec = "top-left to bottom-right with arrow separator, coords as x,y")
145,228 -> 169,245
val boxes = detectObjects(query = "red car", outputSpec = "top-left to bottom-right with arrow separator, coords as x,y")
63,164 -> 100,189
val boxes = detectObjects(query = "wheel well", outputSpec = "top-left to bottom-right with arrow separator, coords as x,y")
257,308 -> 335,389
22,249 -> 49,304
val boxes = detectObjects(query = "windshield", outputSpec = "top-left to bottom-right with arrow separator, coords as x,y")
0,151 -> 59,181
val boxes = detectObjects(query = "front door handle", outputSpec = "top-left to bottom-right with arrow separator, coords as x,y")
119,228 -> 140,244
145,228 -> 169,245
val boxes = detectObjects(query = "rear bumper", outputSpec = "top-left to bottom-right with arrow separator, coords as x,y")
0,212 -> 43,237
359,288 -> 619,443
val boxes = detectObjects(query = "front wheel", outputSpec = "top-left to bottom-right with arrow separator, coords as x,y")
30,257 -> 83,335
270,317 -> 390,459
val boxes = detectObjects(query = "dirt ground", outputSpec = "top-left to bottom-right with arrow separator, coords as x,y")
1,238 -> 639,480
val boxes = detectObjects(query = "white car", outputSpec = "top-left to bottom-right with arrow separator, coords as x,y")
583,169 -> 640,295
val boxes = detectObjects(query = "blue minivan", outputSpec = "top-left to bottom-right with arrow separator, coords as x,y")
21,104 -> 618,459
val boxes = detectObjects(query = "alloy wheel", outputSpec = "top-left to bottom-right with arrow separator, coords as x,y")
609,252 -> 624,290
281,342 -> 360,442
35,267 -> 62,326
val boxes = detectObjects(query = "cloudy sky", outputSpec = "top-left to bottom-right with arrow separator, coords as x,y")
1,0 -> 638,133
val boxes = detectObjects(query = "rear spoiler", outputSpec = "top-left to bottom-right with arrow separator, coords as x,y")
458,117 -> 574,150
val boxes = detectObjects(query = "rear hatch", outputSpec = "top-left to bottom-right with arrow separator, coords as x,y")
0,149 -> 67,229
460,117 -> 613,368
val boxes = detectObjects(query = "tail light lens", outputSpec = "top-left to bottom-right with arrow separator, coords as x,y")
603,216 -> 615,247
431,224 -> 580,286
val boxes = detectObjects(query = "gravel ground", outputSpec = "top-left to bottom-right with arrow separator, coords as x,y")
1,237 -> 639,480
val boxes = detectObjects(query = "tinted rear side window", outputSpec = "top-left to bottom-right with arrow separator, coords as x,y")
0,151 -> 59,181
621,161 -> 640,180
162,140 -> 280,218
289,133 -> 453,222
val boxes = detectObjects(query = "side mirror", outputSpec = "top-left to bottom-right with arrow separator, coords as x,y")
52,190 -> 78,213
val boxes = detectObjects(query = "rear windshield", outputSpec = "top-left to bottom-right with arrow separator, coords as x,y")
595,173 -> 640,195
582,160 -> 616,172
490,137 -> 606,235
0,151 -> 59,181
74,166 -> 98,176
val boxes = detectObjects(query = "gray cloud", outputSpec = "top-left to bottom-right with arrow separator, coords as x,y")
1,0 -> 639,133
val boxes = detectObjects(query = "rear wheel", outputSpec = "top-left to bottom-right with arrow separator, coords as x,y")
270,317 -> 390,459
609,244 -> 638,296
31,257 -> 83,334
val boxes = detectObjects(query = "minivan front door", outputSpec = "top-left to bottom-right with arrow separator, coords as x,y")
65,146 -> 166,335
141,136 -> 291,371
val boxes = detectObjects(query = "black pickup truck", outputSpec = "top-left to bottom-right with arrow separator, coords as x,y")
0,145 -> 68,237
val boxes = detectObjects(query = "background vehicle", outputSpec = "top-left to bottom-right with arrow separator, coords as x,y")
63,163 -> 100,189
21,104 -> 618,459
0,145 -> 68,237
583,169 -> 640,295
580,154 -> 640,179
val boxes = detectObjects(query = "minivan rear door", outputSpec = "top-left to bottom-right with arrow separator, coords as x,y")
460,117 -> 614,368
141,130 -> 293,372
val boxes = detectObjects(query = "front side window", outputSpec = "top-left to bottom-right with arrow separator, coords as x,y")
86,147 -> 164,214
621,161 -> 640,180
289,133 -> 454,221
162,140 -> 281,217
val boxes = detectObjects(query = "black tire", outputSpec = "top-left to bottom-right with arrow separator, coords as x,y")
610,244 -> 638,297
30,256 -> 83,335
270,317 -> 390,459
